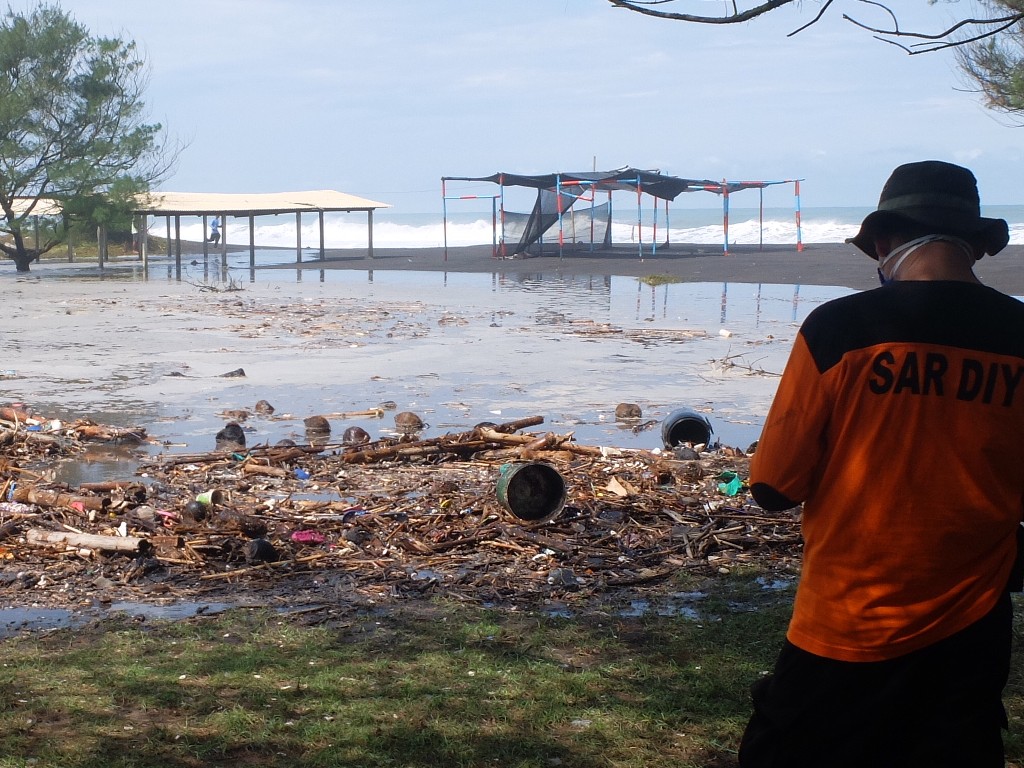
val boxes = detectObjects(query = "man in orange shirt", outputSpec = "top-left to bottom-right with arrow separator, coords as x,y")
739,161 -> 1022,767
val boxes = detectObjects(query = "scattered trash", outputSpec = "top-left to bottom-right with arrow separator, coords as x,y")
181,500 -> 207,522
342,426 -> 371,446
496,462 -> 567,523
215,422 -> 246,450
0,405 -> 800,608
243,538 -> 278,564
303,415 -> 331,435
661,409 -> 714,449
394,411 -> 424,434
614,403 -> 643,420
195,490 -> 224,508
290,529 -> 326,545
717,471 -> 744,496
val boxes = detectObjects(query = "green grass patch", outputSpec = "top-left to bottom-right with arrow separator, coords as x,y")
638,275 -> 684,287
2,573 -> 1024,767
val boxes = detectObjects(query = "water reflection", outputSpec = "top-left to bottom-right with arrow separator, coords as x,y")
8,259 -> 853,486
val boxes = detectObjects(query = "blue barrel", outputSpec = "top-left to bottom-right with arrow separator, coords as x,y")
661,409 -> 713,449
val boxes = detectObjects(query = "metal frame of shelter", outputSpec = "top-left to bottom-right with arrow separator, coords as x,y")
132,190 -> 391,278
441,168 -> 804,260
9,197 -> 70,259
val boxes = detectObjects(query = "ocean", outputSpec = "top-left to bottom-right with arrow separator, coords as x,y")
158,205 -> 1024,251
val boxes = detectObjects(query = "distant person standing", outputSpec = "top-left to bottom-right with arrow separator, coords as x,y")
207,216 -> 221,245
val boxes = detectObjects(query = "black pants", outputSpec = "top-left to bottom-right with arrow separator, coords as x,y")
739,593 -> 1012,768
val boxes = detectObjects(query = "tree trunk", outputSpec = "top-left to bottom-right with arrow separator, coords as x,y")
11,246 -> 34,272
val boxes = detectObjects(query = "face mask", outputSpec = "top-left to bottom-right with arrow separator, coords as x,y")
876,234 -> 974,285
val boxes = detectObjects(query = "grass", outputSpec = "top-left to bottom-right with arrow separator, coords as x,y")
0,572 -> 1023,767
638,275 -> 684,287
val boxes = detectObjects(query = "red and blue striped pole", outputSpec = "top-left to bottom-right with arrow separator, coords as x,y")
794,179 -> 804,252
722,181 -> 730,256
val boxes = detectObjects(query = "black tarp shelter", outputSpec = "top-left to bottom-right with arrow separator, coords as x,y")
442,167 -> 804,259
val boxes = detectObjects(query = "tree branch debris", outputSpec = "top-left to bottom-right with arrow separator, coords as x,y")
0,403 -> 802,609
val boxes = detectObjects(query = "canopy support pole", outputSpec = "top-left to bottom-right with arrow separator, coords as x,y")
665,199 -> 670,248
140,214 -> 148,269
556,175 -> 564,259
220,212 -> 227,263
442,178 -> 449,262
759,189 -> 764,250
319,210 -> 325,261
722,183 -> 730,256
794,180 -> 804,252
635,179 -> 642,262
174,215 -> 181,278
367,209 -> 374,259
499,176 -> 506,258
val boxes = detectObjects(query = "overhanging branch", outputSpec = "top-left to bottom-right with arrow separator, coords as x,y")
608,0 -> 796,25
608,0 -> 1024,52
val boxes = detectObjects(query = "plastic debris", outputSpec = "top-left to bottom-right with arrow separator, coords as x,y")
717,471 -> 743,496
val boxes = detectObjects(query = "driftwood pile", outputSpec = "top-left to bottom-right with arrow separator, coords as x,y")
0,404 -> 802,608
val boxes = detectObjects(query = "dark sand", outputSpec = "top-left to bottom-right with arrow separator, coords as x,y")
258,242 -> 1024,295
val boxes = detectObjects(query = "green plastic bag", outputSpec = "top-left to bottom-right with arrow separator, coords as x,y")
717,471 -> 743,496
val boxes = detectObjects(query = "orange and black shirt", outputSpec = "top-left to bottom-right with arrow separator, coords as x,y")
751,280 -> 1024,662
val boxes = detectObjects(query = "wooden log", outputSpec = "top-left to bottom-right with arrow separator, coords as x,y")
26,528 -> 149,554
317,408 -> 385,420
0,407 -> 37,424
241,463 -> 289,478
341,417 -> 546,464
476,428 -> 564,447
475,427 -> 637,458
0,429 -> 63,447
11,486 -> 109,512
71,424 -> 146,442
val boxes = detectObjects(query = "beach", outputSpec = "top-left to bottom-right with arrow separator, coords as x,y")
0,234 -> 1020,617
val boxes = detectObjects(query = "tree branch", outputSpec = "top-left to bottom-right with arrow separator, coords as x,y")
609,0 -> 1024,52
608,0 -> 796,25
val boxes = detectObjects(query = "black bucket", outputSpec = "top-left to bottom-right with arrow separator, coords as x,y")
661,409 -> 714,449
496,462 -> 566,523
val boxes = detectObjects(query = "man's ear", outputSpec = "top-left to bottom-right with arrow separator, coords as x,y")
873,235 -> 894,261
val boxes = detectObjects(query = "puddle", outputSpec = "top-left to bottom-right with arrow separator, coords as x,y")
3,265 -> 851,484
0,602 -> 232,639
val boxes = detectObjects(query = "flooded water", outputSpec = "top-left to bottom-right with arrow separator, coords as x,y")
0,601 -> 234,639
4,255 -> 852,485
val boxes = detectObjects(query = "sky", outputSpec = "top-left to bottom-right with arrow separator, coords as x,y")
27,0 -> 1024,213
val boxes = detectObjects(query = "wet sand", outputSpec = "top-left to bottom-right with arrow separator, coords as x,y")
259,242 -> 1024,295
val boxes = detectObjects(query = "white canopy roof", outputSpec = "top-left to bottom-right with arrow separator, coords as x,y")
134,189 -> 391,216
12,197 -> 62,216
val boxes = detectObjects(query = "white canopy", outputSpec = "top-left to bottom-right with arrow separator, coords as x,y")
11,197 -> 62,217
134,189 -> 390,216
134,189 -> 391,273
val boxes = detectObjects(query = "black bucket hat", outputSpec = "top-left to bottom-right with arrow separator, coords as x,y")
848,160 -> 1009,259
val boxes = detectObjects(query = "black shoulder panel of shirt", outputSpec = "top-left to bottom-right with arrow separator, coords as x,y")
750,481 -> 800,512
800,282 -> 1024,374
